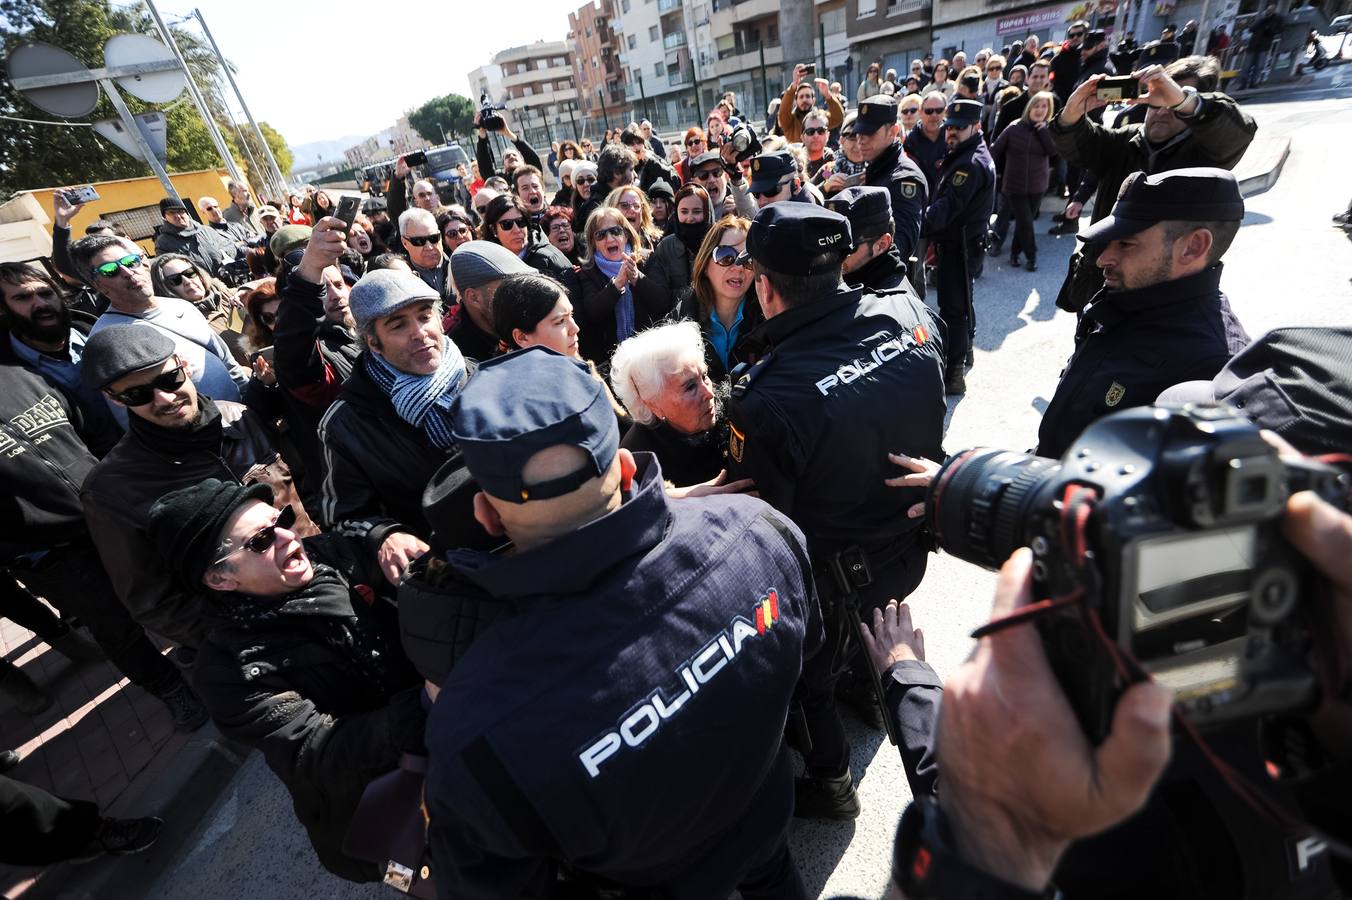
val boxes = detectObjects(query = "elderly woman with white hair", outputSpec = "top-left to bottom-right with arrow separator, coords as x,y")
610,320 -> 727,487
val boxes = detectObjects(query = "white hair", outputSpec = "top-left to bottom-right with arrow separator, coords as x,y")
399,207 -> 437,236
198,196 -> 219,210
609,320 -> 705,426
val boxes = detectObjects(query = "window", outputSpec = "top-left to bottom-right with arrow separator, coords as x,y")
621,0 -> 630,11
819,7 -> 845,34
628,34 -> 637,49
586,27 -> 593,37
593,55 -> 599,68
857,0 -> 877,16
654,61 -> 663,76
633,67 -> 643,82
649,25 -> 659,40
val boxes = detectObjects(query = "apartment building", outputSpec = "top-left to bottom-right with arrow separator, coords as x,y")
467,63 -> 507,107
613,0 -> 699,132
493,42 -> 582,153
929,0 -> 1090,61
343,115 -> 431,169
570,0 -> 632,134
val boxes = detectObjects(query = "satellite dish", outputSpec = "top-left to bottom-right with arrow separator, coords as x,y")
6,42 -> 100,117
104,33 -> 185,103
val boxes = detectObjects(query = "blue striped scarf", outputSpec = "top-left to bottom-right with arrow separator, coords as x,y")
363,336 -> 466,450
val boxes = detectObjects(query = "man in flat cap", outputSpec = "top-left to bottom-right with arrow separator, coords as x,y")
80,325 -> 318,652
150,196 -> 242,279
1036,167 -> 1251,457
147,478 -> 426,883
826,185 -> 918,293
446,240 -> 534,362
922,97 -> 996,394
411,346 -> 819,898
725,203 -> 946,819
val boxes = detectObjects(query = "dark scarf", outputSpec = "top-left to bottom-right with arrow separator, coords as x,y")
128,394 -> 224,459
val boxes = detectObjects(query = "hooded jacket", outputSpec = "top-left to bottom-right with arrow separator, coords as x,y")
153,220 -> 241,277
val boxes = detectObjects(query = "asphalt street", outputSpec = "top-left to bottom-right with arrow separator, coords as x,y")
145,72 -> 1352,900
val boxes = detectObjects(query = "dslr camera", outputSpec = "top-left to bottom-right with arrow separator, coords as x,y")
479,91 -> 508,132
724,118 -> 762,163
926,405 -> 1348,741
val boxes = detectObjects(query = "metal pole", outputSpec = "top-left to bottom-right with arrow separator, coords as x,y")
567,102 -> 580,142
819,22 -> 827,79
142,0 -> 244,185
193,8 -> 287,196
759,43 -> 769,115
598,87 -> 611,131
638,71 -> 649,124
229,115 -> 265,190
97,77 -> 181,200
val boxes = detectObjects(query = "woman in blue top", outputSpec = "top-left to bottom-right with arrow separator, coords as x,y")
674,215 -> 763,383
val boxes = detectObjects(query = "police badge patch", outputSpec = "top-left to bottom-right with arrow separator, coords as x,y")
1105,382 -> 1126,407
729,423 -> 745,462
901,182 -> 917,199
953,171 -> 968,187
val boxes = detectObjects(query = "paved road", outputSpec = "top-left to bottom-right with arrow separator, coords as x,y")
146,76 -> 1352,900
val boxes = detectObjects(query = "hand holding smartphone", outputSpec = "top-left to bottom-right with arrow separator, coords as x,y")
334,195 -> 362,231
1095,75 -> 1140,101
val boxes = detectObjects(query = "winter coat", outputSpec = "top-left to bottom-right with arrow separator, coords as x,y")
153,222 -> 240,278
567,261 -> 672,371
991,119 -> 1059,195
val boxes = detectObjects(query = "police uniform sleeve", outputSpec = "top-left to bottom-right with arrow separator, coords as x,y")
727,387 -> 801,519
883,660 -> 943,798
890,173 -> 927,261
922,162 -> 983,238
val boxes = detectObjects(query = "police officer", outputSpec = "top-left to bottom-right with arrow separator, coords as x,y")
922,98 -> 996,395
747,149 -> 814,207
726,203 -> 946,819
412,347 -> 821,899
826,185 -> 917,294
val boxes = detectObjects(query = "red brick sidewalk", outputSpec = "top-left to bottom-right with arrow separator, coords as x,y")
1,611 -> 175,897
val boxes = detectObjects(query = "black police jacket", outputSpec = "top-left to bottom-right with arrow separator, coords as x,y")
863,140 -> 928,261
846,245 -> 912,294
1036,264 -> 1250,458
726,284 -> 946,556
922,134 -> 996,243
421,456 -> 823,899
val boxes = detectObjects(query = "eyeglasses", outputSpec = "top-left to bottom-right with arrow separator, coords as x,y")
749,181 -> 791,200
617,200 -> 642,211
576,176 -> 597,185
712,245 -> 751,269
444,226 -> 471,239
685,138 -> 705,146
404,233 -> 441,247
106,360 -> 187,407
1069,30 -> 1086,39
900,108 -> 921,116
91,253 -> 143,279
163,269 -> 200,287
693,168 -> 722,181
922,107 -> 946,115
987,65 -> 1004,72
202,205 -> 219,212
211,505 -> 297,567
547,220 -> 572,233
803,127 -> 829,136
496,217 -> 526,231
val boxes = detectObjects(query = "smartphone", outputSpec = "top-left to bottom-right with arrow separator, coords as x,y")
1096,75 -> 1140,101
403,151 -> 428,167
334,195 -> 361,230
63,185 -> 100,205
802,63 -> 816,76
839,172 -> 866,188
250,346 -> 275,365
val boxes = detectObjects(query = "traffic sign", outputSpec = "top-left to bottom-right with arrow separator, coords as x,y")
104,34 -> 185,103
6,43 -> 100,117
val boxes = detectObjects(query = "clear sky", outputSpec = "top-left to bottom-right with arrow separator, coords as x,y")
172,0 -> 577,147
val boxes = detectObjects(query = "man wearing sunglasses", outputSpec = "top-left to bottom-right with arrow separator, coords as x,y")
778,63 -> 845,144
725,203 -> 946,821
747,150 -> 812,209
150,196 -> 242,281
688,150 -> 757,220
0,267 -> 209,732
197,196 -> 251,247
398,208 -> 456,305
904,95 -> 950,195
80,326 -> 320,651
147,478 -> 429,882
800,111 -> 837,180
826,186 -> 917,294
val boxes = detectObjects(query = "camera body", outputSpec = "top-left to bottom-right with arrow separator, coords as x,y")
724,119 -> 762,163
928,405 -> 1347,741
1096,74 -> 1140,101
479,91 -> 508,132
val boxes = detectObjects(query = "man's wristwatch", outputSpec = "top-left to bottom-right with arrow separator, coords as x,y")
893,796 -> 1049,900
1170,86 -> 1201,117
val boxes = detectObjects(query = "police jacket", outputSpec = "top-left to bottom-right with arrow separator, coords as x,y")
1049,91 -> 1256,313
1036,264 -> 1250,458
921,134 -> 996,243
726,284 -> 946,557
82,397 -> 316,647
193,528 -> 424,883
903,124 -> 947,194
421,456 -> 822,899
846,245 -> 912,294
862,140 -> 928,261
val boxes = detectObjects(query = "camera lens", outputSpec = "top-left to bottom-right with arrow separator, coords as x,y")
927,449 -> 1063,570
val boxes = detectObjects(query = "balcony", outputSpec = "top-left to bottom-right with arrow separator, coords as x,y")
502,64 -> 573,89
505,86 -> 579,110
707,41 -> 782,79
663,30 -> 688,49
658,0 -> 682,10
668,69 -> 693,87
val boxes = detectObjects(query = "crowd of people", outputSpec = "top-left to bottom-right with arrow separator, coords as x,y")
4,16 -> 1352,900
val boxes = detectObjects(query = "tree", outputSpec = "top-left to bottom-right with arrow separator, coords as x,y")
408,93 -> 476,146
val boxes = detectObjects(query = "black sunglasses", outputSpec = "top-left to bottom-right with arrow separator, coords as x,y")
444,226 -> 472,238
404,233 -> 441,247
106,360 -> 187,406
211,505 -> 297,566
686,138 -> 705,146
576,176 -> 597,185
693,169 -> 722,181
712,245 -> 751,269
749,181 -> 791,200
496,217 -> 526,231
594,225 -> 626,241
922,108 -> 946,115
803,127 -> 829,136
164,269 -> 200,287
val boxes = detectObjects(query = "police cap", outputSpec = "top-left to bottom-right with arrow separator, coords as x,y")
1079,167 -> 1244,244
824,186 -> 893,242
747,150 -> 798,193
1137,39 -> 1181,67
434,347 -> 620,505
744,202 -> 852,275
850,95 -> 898,134
943,99 -> 983,128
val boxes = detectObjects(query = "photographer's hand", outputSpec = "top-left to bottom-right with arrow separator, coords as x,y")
938,549 -> 1174,891
1060,74 -> 1109,126
296,216 -> 348,284
1131,65 -> 1187,109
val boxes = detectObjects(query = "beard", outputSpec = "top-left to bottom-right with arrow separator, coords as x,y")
9,303 -> 70,345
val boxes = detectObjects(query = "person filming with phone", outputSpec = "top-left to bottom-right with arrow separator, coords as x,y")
778,63 -> 845,144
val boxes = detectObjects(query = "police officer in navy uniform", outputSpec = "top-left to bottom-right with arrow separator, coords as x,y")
922,98 -> 996,395
414,347 -> 821,899
747,149 -> 815,206
827,185 -> 918,294
725,203 -> 947,820
838,96 -> 928,266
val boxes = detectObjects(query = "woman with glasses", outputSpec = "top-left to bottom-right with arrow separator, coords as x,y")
541,206 -> 581,264
857,61 -> 883,103
479,194 -> 572,280
923,60 -> 956,101
436,209 -> 475,257
242,278 -> 280,352
898,93 -> 924,139
570,208 -> 667,369
149,254 -> 250,365
674,215 -> 762,383
604,185 -> 664,250
677,127 -> 707,184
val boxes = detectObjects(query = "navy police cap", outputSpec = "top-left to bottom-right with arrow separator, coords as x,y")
943,99 -> 983,128
851,95 -> 898,134
1079,167 -> 1244,244
744,202 -> 852,275
825,186 -> 893,241
748,150 -> 798,193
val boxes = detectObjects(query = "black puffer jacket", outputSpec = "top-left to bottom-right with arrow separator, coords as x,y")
192,530 -> 424,883
645,232 -> 697,310
153,221 -> 240,277
568,262 -> 672,371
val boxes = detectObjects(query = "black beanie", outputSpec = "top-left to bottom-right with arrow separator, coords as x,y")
148,478 -> 273,589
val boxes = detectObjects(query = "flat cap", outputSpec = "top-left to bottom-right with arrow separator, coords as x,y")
148,479 -> 273,589
748,150 -> 798,193
449,240 -> 534,293
852,95 -> 898,134
1079,167 -> 1244,243
349,268 -> 440,331
269,224 -> 312,260
825,186 -> 894,241
690,149 -> 723,169
944,99 -> 983,128
745,202 -> 852,275
257,205 -> 282,220
80,324 -> 176,391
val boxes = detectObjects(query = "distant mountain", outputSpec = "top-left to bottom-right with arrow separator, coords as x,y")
289,135 -> 366,170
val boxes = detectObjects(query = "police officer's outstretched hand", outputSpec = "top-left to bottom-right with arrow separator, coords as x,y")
937,549 -> 1174,892
859,599 -> 925,673
885,452 -> 940,519
666,468 -> 756,500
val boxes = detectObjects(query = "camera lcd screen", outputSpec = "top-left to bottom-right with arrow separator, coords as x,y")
1132,526 -> 1255,629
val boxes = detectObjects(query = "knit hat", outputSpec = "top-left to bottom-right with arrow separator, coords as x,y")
80,324 -> 176,391
148,479 -> 273,589
558,159 -> 578,182
349,268 -> 440,331
159,197 -> 187,215
572,161 -> 599,181
269,224 -> 312,260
